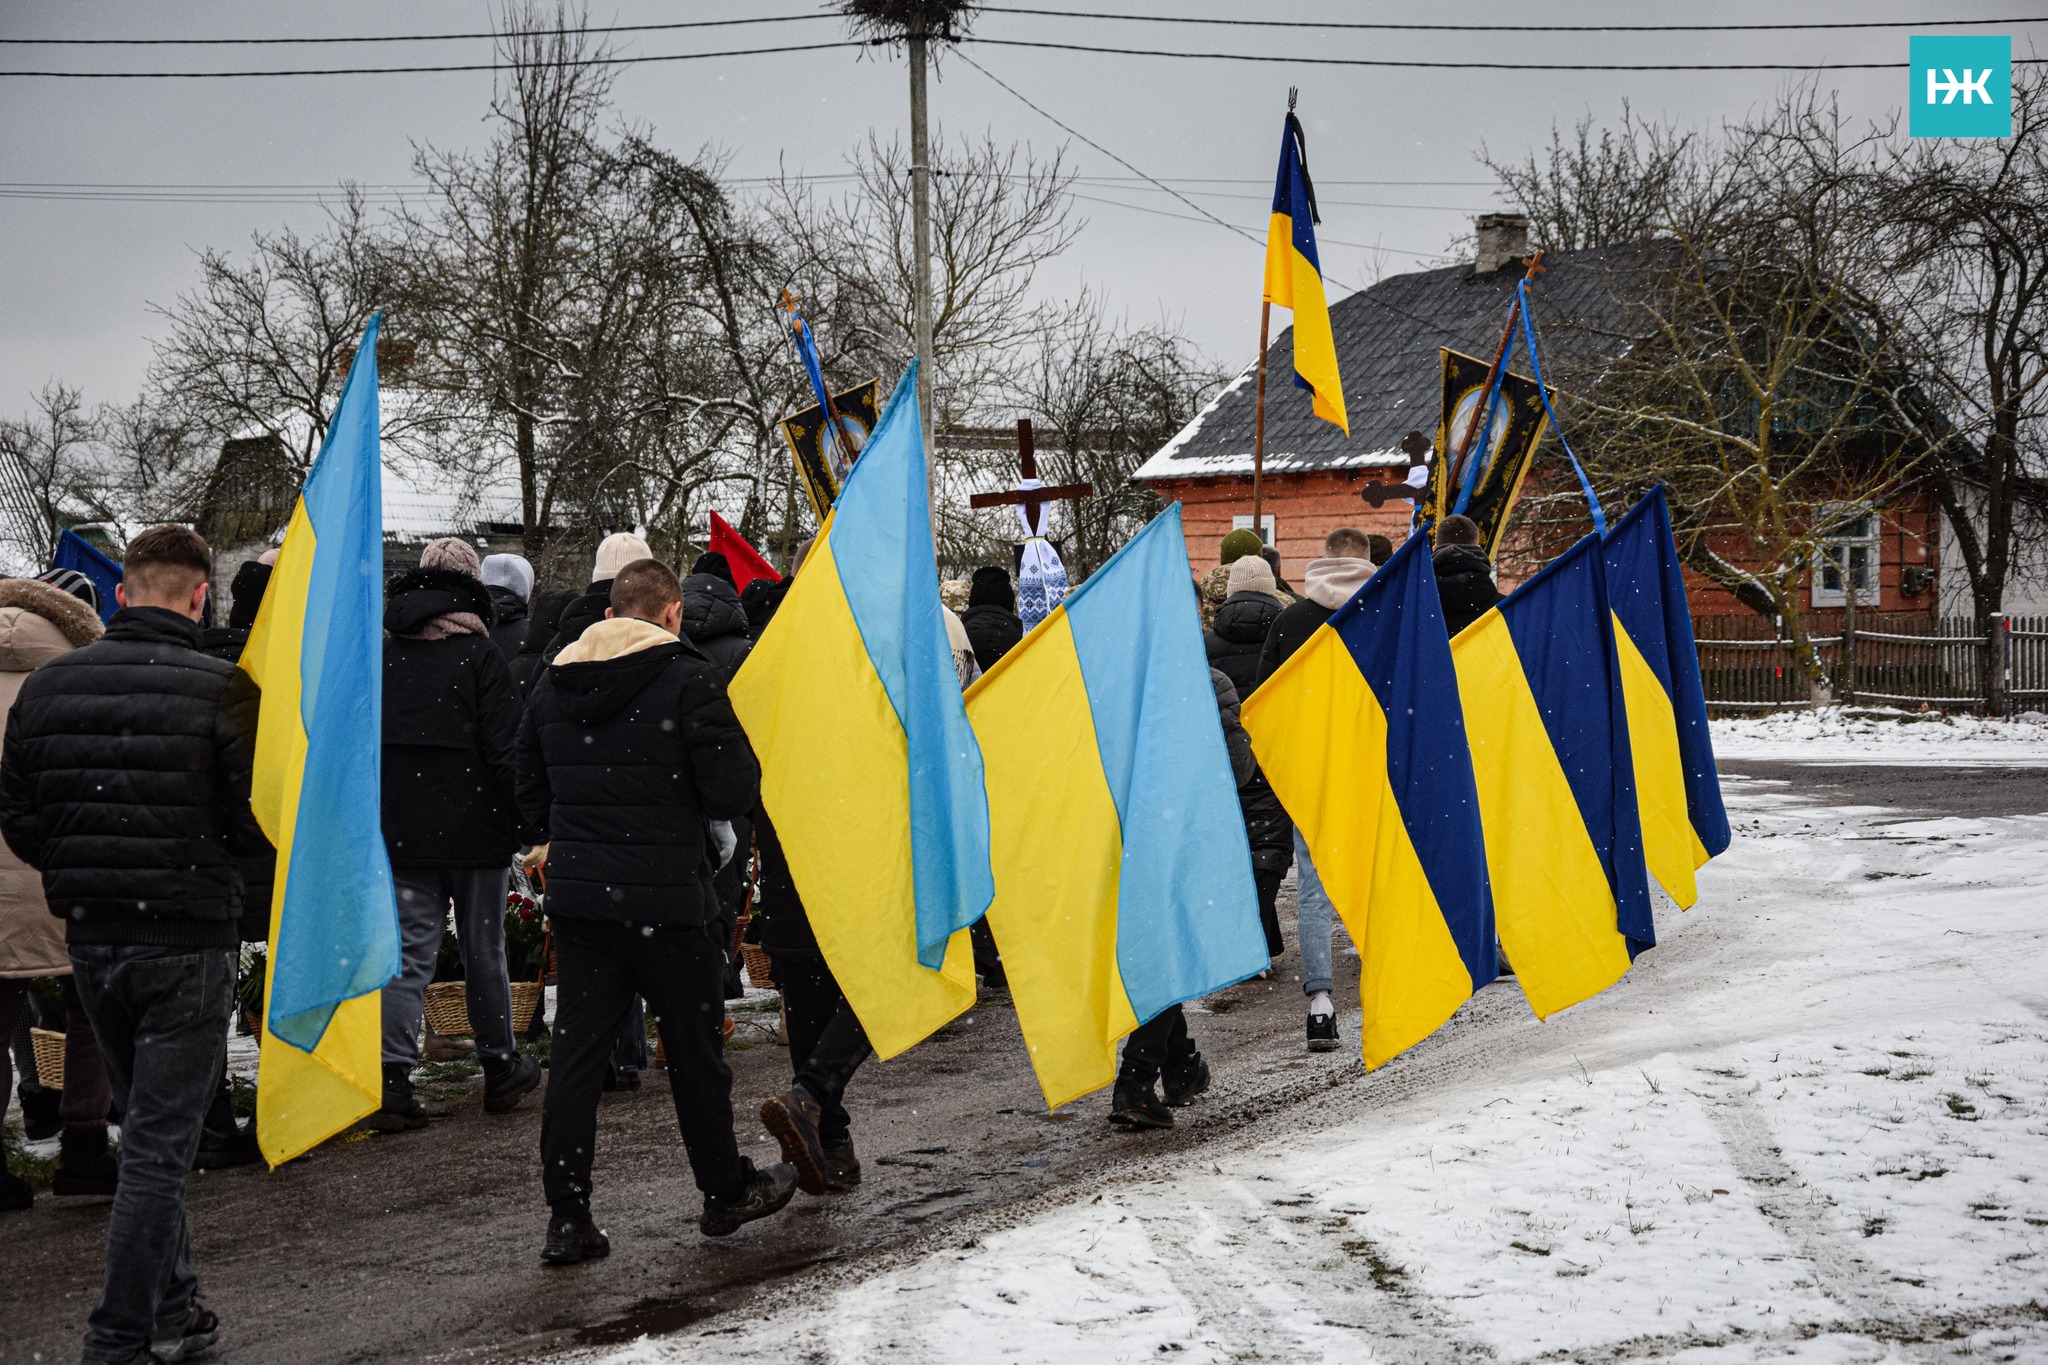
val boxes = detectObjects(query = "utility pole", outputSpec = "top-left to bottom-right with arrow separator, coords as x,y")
908,24 -> 937,487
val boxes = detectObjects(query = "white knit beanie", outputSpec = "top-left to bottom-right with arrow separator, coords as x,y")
591,532 -> 653,583
1226,554 -> 1278,596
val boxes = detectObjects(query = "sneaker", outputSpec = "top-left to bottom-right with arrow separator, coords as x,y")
1161,1053 -> 1211,1108
540,1212 -> 611,1267
0,1167 -> 31,1213
1306,1011 -> 1340,1053
759,1088 -> 831,1196
150,1302 -> 220,1362
1108,1076 -> 1174,1130
51,1128 -> 119,1197
192,1121 -> 262,1171
821,1141 -> 862,1191
698,1159 -> 798,1237
482,1052 -> 542,1115
361,1063 -> 429,1132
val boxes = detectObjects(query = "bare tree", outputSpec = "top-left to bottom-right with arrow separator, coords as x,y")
1876,64 -> 2048,659
146,189 -> 398,474
0,383 -> 113,570
1483,105 -> 1697,253
1533,93 -> 1925,693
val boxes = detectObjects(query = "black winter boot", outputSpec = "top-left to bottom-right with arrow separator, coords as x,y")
362,1062 -> 429,1132
822,1141 -> 861,1191
699,1159 -> 798,1237
759,1087 -> 831,1196
482,1052 -> 542,1114
150,1300 -> 220,1363
0,1166 -> 31,1212
1109,1075 -> 1174,1130
51,1126 -> 119,1196
541,1211 -> 611,1266
1161,1052 -> 1211,1108
18,1083 -> 61,1141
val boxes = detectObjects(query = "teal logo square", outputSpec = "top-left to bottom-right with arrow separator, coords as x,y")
1910,35 -> 2011,137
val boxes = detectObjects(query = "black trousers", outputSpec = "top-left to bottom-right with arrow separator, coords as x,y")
540,918 -> 744,1213
1254,865 -> 1286,959
773,952 -> 871,1149
1119,1003 -> 1195,1084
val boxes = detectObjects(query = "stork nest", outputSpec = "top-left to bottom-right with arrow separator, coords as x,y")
837,1 -> 976,40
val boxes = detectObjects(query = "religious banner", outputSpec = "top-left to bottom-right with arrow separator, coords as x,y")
1423,348 -> 1550,559
781,379 -> 881,521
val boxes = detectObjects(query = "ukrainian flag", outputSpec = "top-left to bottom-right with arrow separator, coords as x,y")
1264,110 -> 1348,434
241,314 -> 402,1166
1451,535 -> 1654,1019
967,507 -> 1265,1108
730,362 -> 994,1059
1242,535 -> 1495,1068
1602,487 -> 1731,908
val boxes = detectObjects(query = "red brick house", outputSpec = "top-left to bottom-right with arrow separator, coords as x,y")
1136,219 -> 1949,619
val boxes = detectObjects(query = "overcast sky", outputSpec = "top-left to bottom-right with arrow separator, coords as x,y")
0,1 -> 2031,416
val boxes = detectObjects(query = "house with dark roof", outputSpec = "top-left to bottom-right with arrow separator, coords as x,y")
1136,216 -> 1955,618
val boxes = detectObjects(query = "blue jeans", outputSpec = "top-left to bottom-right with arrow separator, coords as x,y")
1294,829 -> 1338,998
383,867 -> 515,1063
68,943 -> 235,1365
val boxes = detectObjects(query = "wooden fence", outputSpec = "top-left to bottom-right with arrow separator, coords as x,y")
1693,613 -> 2048,715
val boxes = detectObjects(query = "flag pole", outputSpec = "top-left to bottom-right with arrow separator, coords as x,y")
1252,301 -> 1270,538
1446,251 -> 1544,529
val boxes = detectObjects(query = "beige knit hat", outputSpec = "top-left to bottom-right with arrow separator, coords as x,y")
592,531 -> 653,583
1226,554 -> 1278,596
419,536 -> 482,579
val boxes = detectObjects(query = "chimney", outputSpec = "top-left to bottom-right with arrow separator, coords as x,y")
1474,212 -> 1530,274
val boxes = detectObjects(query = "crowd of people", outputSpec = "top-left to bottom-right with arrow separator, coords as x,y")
0,510 -> 1507,1363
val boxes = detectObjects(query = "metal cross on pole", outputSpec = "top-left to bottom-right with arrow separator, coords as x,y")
966,419 -> 1093,528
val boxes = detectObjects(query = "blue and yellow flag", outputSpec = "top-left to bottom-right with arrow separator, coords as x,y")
1451,535 -> 1654,1020
1602,487 -> 1731,908
731,362 -> 994,1059
1264,110 -> 1348,434
968,506 -> 1265,1108
1242,535 -> 1495,1068
242,314 -> 401,1166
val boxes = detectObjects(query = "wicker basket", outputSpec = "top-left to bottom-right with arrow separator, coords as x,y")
741,943 -> 777,991
423,981 -> 546,1038
29,1027 -> 65,1091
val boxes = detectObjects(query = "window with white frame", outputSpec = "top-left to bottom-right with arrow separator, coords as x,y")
1231,513 -> 1277,546
1813,511 -> 1880,608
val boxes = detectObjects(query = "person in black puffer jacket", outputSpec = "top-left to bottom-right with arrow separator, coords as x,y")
1205,555 -> 1285,695
509,586 -> 575,699
482,553 -> 534,662
373,539 -> 540,1131
1433,514 -> 1503,637
517,557 -> 792,1261
740,576 -> 790,636
679,562 -> 755,998
960,566 -> 1024,674
0,526 -> 265,1365
544,531 -> 652,663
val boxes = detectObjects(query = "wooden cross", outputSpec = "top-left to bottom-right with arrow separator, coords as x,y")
1359,430 -> 1433,507
967,419 -> 1094,529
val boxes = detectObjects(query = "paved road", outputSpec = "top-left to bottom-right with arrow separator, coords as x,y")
4,756 -> 2037,1364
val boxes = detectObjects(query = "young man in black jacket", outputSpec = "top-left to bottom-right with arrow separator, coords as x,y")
1433,514 -> 1504,636
374,539 -> 540,1130
518,557 -> 795,1264
0,525 -> 263,1365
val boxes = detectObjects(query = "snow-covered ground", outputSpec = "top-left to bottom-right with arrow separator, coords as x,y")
1711,706 -> 2048,765
577,749 -> 2048,1363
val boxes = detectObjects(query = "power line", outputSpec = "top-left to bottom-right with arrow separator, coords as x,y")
0,39 -> 866,78
964,36 -> 2043,71
1070,191 -> 1443,259
0,14 -> 832,46
953,49 -> 1262,246
980,7 -> 2048,34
